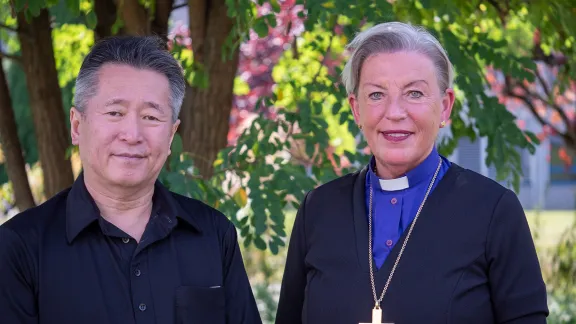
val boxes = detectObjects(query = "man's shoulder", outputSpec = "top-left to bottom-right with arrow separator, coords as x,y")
1,188 -> 70,235
0,188 -> 70,255
168,190 -> 233,232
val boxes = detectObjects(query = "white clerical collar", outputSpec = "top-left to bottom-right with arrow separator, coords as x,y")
378,176 -> 409,191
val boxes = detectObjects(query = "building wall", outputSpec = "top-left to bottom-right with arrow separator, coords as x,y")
451,135 -> 575,211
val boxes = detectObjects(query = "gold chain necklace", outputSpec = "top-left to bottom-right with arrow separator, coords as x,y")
366,157 -> 442,321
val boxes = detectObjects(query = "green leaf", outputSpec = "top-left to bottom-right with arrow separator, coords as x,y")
331,101 -> 342,115
253,17 -> 269,38
85,10 -> 98,29
270,0 -> 281,13
269,239 -> 279,255
13,0 -> 27,12
243,234 -> 253,248
240,224 -> 250,237
65,0 -> 80,16
254,236 -> 267,250
171,133 -> 183,155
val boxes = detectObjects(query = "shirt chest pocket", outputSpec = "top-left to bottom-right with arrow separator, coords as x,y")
175,286 -> 226,324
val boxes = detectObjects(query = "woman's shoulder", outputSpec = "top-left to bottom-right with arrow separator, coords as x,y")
448,162 -> 505,190
306,167 -> 364,198
444,162 -> 518,206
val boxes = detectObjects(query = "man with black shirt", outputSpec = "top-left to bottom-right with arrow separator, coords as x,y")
0,35 -> 261,324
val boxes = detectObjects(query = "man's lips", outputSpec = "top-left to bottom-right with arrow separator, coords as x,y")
113,153 -> 146,159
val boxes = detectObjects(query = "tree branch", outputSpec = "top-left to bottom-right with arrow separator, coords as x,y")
517,81 -> 571,130
172,2 -> 187,10
311,34 -> 335,85
534,65 -> 552,99
0,23 -> 18,33
0,50 -> 21,63
507,91 -> 563,137
485,0 -> 508,26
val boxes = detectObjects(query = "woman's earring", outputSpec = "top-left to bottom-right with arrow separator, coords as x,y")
440,121 -> 446,128
358,124 -> 363,130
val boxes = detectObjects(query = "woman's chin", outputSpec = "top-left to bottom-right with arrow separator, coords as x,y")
375,149 -> 420,169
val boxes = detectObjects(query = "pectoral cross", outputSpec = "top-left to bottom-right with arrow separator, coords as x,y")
359,306 -> 394,324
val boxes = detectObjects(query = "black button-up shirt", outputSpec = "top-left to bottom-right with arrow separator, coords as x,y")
0,173 -> 262,324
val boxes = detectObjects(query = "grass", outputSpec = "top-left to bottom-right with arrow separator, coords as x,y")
526,210 -> 576,249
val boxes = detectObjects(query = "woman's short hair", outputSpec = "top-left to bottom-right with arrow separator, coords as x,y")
341,22 -> 455,96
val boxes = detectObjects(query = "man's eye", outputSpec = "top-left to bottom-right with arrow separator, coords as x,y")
369,92 -> 383,100
107,111 -> 122,116
144,116 -> 159,121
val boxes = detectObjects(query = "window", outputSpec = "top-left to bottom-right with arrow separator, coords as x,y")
550,139 -> 576,184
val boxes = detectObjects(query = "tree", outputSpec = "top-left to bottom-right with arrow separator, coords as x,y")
0,4 -> 76,199
479,1 -> 576,167
0,56 -> 35,211
2,0 -> 575,253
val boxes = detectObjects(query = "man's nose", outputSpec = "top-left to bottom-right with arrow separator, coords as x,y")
118,114 -> 143,144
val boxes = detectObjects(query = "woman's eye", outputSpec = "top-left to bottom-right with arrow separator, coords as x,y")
368,92 -> 383,100
408,90 -> 424,99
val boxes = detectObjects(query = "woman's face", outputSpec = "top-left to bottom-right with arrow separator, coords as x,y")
348,51 -> 455,178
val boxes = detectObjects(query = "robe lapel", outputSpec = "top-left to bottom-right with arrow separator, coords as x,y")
352,162 -> 462,277
353,166 -> 408,274
353,166 -> 376,273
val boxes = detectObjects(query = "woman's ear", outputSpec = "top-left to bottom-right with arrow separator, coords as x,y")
440,88 -> 455,126
349,94 -> 362,129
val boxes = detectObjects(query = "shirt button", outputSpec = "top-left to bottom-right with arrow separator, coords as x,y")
134,269 -> 141,277
139,303 -> 146,311
122,237 -> 130,244
386,239 -> 393,247
391,198 -> 397,204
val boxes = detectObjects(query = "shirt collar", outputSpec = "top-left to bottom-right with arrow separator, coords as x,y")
66,172 -> 202,243
367,146 -> 440,192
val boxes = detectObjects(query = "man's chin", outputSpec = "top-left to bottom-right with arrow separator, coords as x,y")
106,169 -> 149,187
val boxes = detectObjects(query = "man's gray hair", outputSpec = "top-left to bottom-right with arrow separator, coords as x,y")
341,22 -> 455,96
74,35 -> 186,122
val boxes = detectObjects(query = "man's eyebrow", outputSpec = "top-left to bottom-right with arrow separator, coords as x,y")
104,98 -> 162,111
104,98 -> 127,107
144,101 -> 161,111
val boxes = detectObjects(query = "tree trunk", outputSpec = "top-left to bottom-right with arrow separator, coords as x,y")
115,0 -> 150,35
180,0 -> 240,178
0,58 -> 36,211
93,0 -> 120,41
151,0 -> 174,40
17,9 -> 74,199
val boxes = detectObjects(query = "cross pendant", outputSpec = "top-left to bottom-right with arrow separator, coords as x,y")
359,306 -> 394,324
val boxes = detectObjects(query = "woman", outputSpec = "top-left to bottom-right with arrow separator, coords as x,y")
275,22 -> 548,324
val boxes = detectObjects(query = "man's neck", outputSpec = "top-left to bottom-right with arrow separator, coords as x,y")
84,175 -> 155,242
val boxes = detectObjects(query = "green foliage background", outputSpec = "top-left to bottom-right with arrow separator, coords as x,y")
1,0 -> 576,322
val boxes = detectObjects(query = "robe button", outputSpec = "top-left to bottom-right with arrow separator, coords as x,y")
386,240 -> 393,247
390,198 -> 397,204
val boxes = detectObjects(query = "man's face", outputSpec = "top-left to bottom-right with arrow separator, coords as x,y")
70,63 -> 179,190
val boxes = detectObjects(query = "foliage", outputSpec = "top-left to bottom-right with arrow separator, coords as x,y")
545,220 -> 576,323
1,0 -> 575,321
1,0 -> 575,252
161,0 -> 574,254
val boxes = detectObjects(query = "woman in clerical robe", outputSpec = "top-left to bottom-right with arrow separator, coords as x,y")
275,22 -> 548,324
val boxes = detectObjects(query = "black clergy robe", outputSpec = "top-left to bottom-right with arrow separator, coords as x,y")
275,163 -> 548,324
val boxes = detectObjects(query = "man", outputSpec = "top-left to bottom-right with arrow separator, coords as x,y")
0,36 -> 262,324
